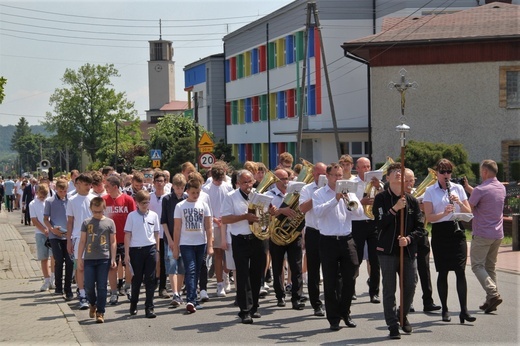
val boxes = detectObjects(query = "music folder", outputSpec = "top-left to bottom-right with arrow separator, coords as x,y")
335,180 -> 358,194
449,213 -> 474,223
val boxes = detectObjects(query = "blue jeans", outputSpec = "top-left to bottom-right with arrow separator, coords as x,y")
180,244 -> 206,304
84,259 -> 110,313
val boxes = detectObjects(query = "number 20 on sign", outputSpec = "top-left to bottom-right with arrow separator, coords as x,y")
199,153 -> 215,169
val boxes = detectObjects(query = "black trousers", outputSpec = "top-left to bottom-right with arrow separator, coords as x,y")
49,238 -> 74,294
304,227 -> 322,309
352,220 -> 380,297
319,234 -> 359,325
269,235 -> 303,303
130,245 -> 156,309
232,234 -> 266,317
158,238 -> 167,291
416,235 -> 434,306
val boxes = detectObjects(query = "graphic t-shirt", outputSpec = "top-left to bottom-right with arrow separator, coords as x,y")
174,199 -> 211,246
103,193 -> 136,243
80,217 -> 116,260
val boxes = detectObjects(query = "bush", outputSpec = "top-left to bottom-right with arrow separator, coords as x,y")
497,162 -> 505,182
399,141 -> 475,182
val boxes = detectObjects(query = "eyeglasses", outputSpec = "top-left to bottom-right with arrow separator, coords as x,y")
144,174 -> 153,178
439,170 -> 452,175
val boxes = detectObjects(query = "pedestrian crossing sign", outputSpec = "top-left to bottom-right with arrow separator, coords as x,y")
150,149 -> 162,160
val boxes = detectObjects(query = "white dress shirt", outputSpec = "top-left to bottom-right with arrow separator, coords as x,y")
299,182 -> 319,229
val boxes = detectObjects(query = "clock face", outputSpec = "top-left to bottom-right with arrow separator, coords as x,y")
155,64 -> 162,72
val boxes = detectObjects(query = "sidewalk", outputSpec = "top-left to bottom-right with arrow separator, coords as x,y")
0,209 -> 92,345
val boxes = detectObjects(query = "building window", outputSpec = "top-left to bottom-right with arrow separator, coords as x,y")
499,66 -> 520,109
339,141 -> 369,161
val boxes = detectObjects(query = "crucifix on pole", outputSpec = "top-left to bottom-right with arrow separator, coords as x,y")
388,68 -> 417,328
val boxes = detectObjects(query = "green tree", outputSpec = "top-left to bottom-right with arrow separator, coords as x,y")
148,113 -> 208,173
0,77 -> 6,104
10,117 -> 32,152
401,140 -> 475,182
44,63 -> 139,162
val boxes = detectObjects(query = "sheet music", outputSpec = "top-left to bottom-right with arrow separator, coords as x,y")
449,213 -> 474,223
287,181 -> 306,194
318,174 -> 328,188
364,170 -> 384,183
335,180 -> 359,194
250,192 -> 274,211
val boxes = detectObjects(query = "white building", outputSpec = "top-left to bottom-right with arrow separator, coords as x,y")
342,1 -> 520,180
222,0 -> 478,168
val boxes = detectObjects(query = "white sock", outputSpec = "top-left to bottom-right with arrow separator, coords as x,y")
79,289 -> 86,297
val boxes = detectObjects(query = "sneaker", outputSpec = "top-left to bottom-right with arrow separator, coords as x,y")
40,281 -> 50,292
89,304 -> 97,318
96,312 -> 104,323
263,282 -> 270,290
223,273 -> 232,292
285,283 -> 292,294
389,326 -> 401,339
65,292 -> 74,301
79,297 -> 89,310
170,293 -> 183,308
200,290 -> 209,302
186,302 -> 196,313
259,287 -> 268,297
125,286 -> 131,301
109,294 -> 118,305
49,281 -> 56,290
118,285 -> 125,297
217,282 -> 226,297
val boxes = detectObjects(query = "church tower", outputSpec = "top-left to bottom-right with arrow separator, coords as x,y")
147,39 -> 175,123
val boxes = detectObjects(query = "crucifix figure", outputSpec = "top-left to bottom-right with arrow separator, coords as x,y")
388,69 -> 418,116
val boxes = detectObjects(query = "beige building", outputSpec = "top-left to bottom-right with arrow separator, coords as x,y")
342,2 -> 520,180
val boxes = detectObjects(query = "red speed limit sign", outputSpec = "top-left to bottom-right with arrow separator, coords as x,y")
199,153 -> 216,169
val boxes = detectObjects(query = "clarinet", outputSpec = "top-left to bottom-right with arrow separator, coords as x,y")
445,178 -> 463,233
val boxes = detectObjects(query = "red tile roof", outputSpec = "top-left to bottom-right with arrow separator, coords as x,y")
346,2 -> 519,45
159,100 -> 189,111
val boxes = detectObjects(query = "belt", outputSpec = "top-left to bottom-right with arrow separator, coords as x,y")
131,244 -> 155,250
321,234 -> 353,240
306,227 -> 319,232
232,234 -> 256,240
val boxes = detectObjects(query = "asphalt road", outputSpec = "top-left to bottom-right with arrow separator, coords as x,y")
13,211 -> 520,345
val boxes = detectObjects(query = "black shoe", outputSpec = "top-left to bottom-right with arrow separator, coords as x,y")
459,312 -> 476,324
277,298 -> 286,307
54,289 -> 63,295
370,295 -> 380,304
250,311 -> 261,318
442,310 -> 451,322
343,316 -> 357,328
145,308 -> 156,318
313,306 -> 325,317
65,292 -> 74,301
330,323 -> 340,331
129,302 -> 137,316
423,303 -> 441,312
292,301 -> 305,310
300,295 -> 308,302
484,295 -> 502,314
401,317 -> 413,333
409,304 -> 415,312
241,315 -> 253,324
389,326 -> 401,339
352,292 -> 357,300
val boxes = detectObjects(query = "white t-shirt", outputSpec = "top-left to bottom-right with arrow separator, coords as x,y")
202,181 -> 233,224
66,193 -> 95,238
149,192 -> 167,238
29,198 -> 46,235
174,199 -> 212,246
124,210 -> 160,247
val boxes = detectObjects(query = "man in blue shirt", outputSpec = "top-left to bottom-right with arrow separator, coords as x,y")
4,176 -> 15,212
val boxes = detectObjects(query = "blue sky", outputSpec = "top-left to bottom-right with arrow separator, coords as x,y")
0,0 -> 293,126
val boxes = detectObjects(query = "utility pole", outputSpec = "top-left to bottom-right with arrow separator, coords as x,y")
194,93 -> 200,170
297,2 -> 341,160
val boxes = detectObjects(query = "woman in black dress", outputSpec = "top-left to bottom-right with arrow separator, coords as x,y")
423,159 -> 475,324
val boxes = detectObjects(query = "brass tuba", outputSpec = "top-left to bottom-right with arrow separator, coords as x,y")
412,168 -> 437,198
363,156 -> 394,219
248,170 -> 279,240
270,159 -> 314,246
